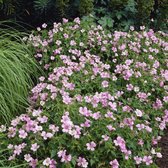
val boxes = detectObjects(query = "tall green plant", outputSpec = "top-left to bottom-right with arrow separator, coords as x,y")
0,26 -> 39,124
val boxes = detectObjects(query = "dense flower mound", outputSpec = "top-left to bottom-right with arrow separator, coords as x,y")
0,18 -> 168,168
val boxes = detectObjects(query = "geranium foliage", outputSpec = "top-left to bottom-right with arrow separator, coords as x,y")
0,18 -> 168,168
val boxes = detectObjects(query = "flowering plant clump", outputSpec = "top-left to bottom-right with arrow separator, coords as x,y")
0,18 -> 168,168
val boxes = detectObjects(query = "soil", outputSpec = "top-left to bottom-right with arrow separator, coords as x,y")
157,130 -> 168,168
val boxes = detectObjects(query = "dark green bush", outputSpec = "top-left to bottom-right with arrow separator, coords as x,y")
136,0 -> 155,26
108,0 -> 128,8
0,0 -> 167,31
79,0 -> 93,16
155,0 -> 168,30
55,0 -> 70,19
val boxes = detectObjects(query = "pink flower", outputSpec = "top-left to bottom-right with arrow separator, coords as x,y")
145,126 -> 152,132
138,139 -> 144,146
134,156 -> 142,164
62,95 -> 72,104
8,127 -> 16,138
110,159 -> 119,168
122,105 -> 132,112
137,92 -> 148,101
18,129 -> 28,139
108,102 -> 117,111
80,119 -> 91,128
105,111 -> 116,120
57,150 -> 66,158
63,18 -> 68,23
8,155 -> 15,161
37,116 -> 48,123
102,135 -> 110,141
31,143 -> 39,152
126,84 -> 134,91
14,145 -> 22,155
102,81 -> 109,88
86,141 -> 96,151
74,17 -> 80,24
79,107 -> 92,117
91,112 -> 101,120
32,109 -> 42,117
41,131 -> 53,140
114,136 -> 126,151
49,159 -> 57,168
77,157 -> 88,168
163,96 -> 168,103
49,124 -> 59,133
123,117 -> 134,130
61,154 -> 72,163
29,158 -> 38,168
143,156 -> 153,165
153,99 -> 163,109
57,150 -> 71,163
70,40 -> 76,46
11,117 -> 20,127
162,70 -> 168,81
24,154 -> 32,162
61,113 -> 73,134
107,125 -> 116,131
156,152 -> 162,158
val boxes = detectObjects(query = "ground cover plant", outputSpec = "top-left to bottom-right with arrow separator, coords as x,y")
0,26 -> 40,124
0,18 -> 168,167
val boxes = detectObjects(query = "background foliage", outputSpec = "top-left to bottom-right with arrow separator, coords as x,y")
0,0 -> 167,31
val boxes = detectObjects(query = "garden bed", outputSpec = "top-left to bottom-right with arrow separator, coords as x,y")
0,18 -> 167,168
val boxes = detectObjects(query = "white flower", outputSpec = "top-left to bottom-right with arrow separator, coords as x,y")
134,86 -> 139,92
0,125 -> 6,132
7,144 -> 13,149
43,158 -> 51,166
151,148 -> 156,154
156,152 -> 162,158
24,154 -> 32,162
130,26 -> 134,31
135,109 -> 143,117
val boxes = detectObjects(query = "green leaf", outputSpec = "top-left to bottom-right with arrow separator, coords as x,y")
107,17 -> 114,27
50,149 -> 57,158
34,0 -> 51,12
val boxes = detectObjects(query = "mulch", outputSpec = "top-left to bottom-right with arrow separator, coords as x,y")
156,129 -> 168,168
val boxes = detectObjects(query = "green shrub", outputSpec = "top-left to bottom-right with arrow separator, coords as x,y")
136,0 -> 155,26
0,0 -> 167,31
79,0 -> 93,16
55,0 -> 70,19
108,0 -> 129,8
154,0 -> 168,31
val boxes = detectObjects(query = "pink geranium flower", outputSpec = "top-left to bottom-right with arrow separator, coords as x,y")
77,157 -> 88,168
110,159 -> 119,168
86,141 -> 96,151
